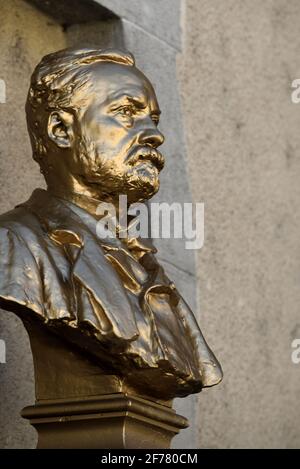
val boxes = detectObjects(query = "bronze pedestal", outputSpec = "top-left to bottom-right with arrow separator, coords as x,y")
22,394 -> 187,449
21,319 -> 187,449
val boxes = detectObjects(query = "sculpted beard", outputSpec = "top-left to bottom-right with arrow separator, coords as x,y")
74,136 -> 163,203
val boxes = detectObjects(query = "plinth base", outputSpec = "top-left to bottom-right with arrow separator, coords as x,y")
22,393 -> 188,449
18,316 -> 189,448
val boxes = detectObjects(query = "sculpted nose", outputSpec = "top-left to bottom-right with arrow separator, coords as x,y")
138,127 -> 165,148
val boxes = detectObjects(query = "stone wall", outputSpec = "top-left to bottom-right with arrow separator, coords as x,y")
179,0 -> 300,448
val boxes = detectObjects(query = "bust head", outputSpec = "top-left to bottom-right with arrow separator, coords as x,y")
26,47 -> 165,204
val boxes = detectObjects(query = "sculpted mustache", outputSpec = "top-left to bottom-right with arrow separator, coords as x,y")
126,146 -> 165,171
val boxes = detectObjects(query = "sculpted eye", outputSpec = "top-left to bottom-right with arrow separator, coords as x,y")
117,105 -> 135,117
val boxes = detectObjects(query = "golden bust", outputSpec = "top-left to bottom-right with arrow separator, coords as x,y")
0,48 -> 222,403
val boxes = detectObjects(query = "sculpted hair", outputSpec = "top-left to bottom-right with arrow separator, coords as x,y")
26,47 -> 135,168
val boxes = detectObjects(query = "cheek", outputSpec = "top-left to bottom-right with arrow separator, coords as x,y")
82,115 -> 134,153
83,115 -> 125,140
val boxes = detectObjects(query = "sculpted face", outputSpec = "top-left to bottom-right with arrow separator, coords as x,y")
47,61 -> 165,204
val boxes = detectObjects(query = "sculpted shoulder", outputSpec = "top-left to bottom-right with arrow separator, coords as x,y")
0,203 -> 49,319
0,204 -> 44,240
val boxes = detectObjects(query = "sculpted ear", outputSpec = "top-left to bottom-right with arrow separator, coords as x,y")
47,111 -> 74,148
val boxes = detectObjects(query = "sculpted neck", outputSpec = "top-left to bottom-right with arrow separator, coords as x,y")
46,171 -> 108,205
47,186 -> 130,226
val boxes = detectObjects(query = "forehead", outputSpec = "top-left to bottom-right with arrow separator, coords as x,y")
85,61 -> 160,109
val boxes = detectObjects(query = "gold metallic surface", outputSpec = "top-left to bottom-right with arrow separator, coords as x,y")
22,393 -> 188,449
0,47 -> 222,446
20,320 -> 187,449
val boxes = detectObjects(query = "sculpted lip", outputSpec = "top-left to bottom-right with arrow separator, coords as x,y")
127,146 -> 165,171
